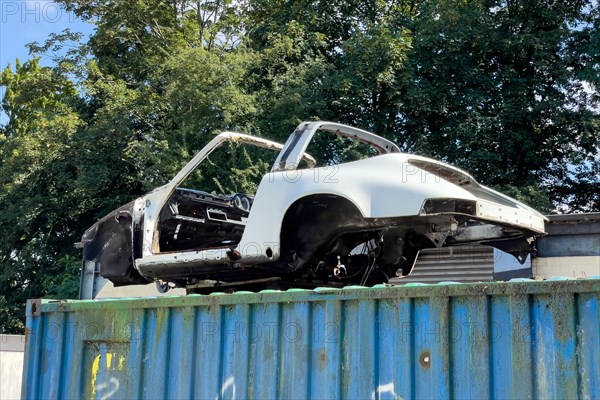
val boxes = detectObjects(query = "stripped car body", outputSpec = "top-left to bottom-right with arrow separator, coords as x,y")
81,121 -> 547,292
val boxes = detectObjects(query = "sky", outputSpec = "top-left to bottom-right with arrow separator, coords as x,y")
0,0 -> 94,67
0,0 -> 94,123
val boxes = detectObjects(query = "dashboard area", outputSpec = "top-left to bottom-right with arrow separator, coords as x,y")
157,188 -> 254,252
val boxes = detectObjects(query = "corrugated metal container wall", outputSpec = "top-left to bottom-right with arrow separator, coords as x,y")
391,246 -> 494,284
22,279 -> 600,399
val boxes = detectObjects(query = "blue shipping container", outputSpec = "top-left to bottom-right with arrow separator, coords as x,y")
22,278 -> 600,399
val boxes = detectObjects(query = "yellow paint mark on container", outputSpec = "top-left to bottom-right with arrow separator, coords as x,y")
90,353 -> 124,398
90,354 -> 101,398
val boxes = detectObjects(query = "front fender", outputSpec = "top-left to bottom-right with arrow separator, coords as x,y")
81,202 -> 149,285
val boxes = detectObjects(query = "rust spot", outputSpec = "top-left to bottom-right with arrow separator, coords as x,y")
318,351 -> 327,364
420,350 -> 431,368
29,299 -> 42,317
227,249 -> 241,261
316,350 -> 327,371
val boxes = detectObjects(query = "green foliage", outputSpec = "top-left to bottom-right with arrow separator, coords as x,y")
0,295 -> 24,333
391,0 -> 599,212
1,0 -> 599,332
156,46 -> 257,173
181,143 -> 274,195
0,59 -> 84,331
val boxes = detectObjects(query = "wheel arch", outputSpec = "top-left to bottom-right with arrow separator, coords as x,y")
277,193 -> 366,268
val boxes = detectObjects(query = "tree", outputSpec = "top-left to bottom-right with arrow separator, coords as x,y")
246,0 -> 413,160
393,0 -> 599,211
0,59 -> 84,332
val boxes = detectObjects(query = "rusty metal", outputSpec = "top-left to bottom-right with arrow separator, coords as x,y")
23,278 -> 600,399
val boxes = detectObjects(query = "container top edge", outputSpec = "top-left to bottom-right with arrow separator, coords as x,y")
29,277 -> 600,314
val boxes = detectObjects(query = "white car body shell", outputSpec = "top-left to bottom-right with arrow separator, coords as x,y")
134,122 -> 546,274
